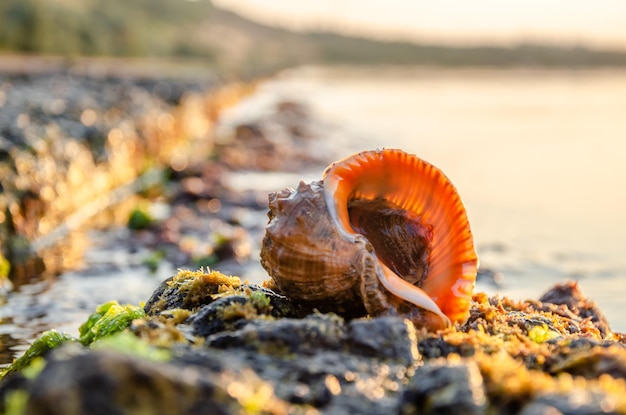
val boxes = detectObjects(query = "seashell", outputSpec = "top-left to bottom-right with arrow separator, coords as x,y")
260,149 -> 478,329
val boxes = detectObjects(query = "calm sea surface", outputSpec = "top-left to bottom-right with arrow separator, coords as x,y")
226,66 -> 626,331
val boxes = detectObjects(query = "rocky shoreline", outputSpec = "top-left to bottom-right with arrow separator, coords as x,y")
1,269 -> 626,414
0,62 -> 253,285
0,61 -> 337,369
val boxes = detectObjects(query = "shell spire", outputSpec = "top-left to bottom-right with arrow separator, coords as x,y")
322,149 -> 478,325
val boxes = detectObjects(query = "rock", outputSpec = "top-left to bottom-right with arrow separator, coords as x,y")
549,344 -> 626,379
539,281 -> 612,337
399,358 -> 486,415
0,70 -> 221,284
519,402 -> 566,415
188,295 -> 253,338
188,288 -> 302,338
143,270 -> 243,314
207,313 -> 346,355
527,391 -> 622,415
348,316 -> 419,365
21,345 -> 287,415
5,271 -> 626,414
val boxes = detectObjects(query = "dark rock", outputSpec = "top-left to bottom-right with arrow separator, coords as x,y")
418,336 -> 476,359
519,402 -> 566,415
399,358 -> 486,415
549,346 -> 626,379
8,268 -> 626,415
188,295 -> 251,337
188,285 -> 304,338
348,316 -> 419,365
171,312 -> 418,414
0,372 -> 29,413
19,346 -> 285,415
539,281 -> 612,337
207,313 -> 347,355
286,373 -> 337,407
143,271 -> 242,315
528,391 -> 621,415
143,274 -> 196,314
144,269 -> 302,321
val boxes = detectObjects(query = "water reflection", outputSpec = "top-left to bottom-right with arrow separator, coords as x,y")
0,228 -> 168,367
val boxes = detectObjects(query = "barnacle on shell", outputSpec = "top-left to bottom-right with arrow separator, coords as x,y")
260,149 -> 478,329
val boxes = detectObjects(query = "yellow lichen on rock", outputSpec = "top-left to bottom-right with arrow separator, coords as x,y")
168,269 -> 242,294
145,268 -> 243,314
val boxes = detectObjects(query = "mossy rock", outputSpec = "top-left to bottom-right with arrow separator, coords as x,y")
4,270 -> 626,415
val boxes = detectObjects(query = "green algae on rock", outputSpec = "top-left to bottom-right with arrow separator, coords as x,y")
78,301 -> 146,346
91,332 -> 171,363
0,300 -> 146,382
0,330 -> 75,380
127,206 -> 156,230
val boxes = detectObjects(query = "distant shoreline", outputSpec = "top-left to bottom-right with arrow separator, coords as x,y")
0,54 -> 221,80
4,55 -> 626,86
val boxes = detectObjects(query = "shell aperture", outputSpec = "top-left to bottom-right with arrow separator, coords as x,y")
348,198 -> 433,285
322,149 -> 478,325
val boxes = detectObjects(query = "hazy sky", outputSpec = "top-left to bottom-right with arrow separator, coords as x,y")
214,0 -> 626,49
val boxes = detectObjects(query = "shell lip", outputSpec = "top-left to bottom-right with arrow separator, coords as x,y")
378,261 -> 451,327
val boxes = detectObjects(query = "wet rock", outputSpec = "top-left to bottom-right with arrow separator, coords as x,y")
143,269 -> 244,315
418,335 -> 476,359
188,286 -> 300,338
0,69 -> 222,284
549,345 -> 626,379
525,391 -> 622,415
284,374 -> 339,407
519,402 -> 566,415
399,358 -> 486,415
539,281 -> 612,337
188,295 -> 252,337
207,313 -> 346,355
19,345 -> 287,415
214,100 -> 328,172
144,270 -> 304,332
166,312 -> 417,414
348,317 -> 419,365
6,271 -> 626,415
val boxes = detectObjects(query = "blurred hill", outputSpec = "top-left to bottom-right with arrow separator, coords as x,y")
2,0 -> 626,76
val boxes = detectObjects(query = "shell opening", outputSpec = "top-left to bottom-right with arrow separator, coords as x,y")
322,149 -> 478,326
347,198 -> 432,286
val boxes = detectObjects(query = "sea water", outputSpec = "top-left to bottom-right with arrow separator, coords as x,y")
227,66 -> 626,331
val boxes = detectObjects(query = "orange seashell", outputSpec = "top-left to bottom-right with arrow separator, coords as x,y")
260,148 -> 478,329
323,149 -> 478,325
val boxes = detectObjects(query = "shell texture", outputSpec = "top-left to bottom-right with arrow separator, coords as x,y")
262,181 -> 365,305
260,148 -> 478,328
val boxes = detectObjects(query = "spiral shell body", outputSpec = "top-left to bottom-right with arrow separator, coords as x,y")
260,149 -> 478,328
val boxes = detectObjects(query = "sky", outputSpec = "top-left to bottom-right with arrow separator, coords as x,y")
213,0 -> 626,50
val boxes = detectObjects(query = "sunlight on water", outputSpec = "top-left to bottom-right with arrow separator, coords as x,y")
253,66 -> 626,330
